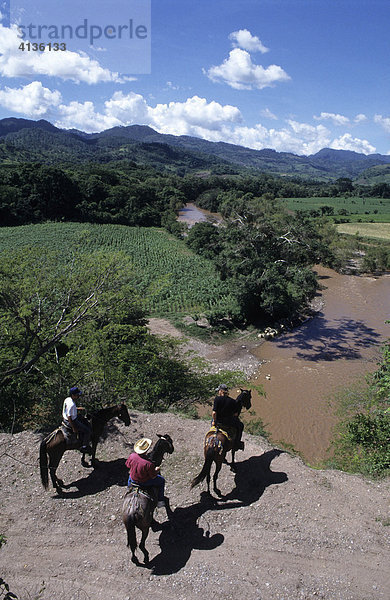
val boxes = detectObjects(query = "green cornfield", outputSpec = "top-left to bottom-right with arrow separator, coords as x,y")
0,222 -> 234,317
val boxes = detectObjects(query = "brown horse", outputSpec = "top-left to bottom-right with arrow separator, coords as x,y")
122,434 -> 174,565
191,389 -> 251,496
39,403 -> 131,493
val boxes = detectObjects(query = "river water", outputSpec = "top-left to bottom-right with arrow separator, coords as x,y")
178,204 -> 390,463
251,267 -> 389,463
177,203 -> 221,227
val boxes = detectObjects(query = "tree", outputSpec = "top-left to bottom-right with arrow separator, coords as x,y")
0,247 -> 143,387
0,246 -> 242,430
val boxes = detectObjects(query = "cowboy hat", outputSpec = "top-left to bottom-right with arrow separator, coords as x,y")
133,438 -> 152,455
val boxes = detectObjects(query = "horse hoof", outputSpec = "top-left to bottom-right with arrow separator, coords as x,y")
131,555 -> 140,565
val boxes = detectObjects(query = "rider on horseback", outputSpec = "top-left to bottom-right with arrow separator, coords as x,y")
62,386 -> 92,455
212,384 -> 245,450
126,438 -> 166,508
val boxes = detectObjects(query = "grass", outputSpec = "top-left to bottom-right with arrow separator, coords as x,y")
0,222 -> 236,318
281,196 -> 390,221
336,222 -> 390,240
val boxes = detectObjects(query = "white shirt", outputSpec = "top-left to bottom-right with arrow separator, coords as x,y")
62,396 -> 77,422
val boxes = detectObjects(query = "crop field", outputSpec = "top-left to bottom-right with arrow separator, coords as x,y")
336,222 -> 390,240
281,196 -> 390,222
0,222 -> 233,317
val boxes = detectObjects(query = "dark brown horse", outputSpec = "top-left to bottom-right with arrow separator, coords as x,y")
122,434 -> 174,565
39,403 -> 131,493
191,389 -> 251,496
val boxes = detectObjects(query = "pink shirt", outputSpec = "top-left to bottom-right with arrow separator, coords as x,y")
125,452 -> 158,482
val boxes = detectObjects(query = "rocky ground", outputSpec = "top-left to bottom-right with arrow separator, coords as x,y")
147,317 -> 264,378
1,410 -> 389,600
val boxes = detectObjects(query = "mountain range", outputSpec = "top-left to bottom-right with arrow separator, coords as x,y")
1,116 -> 390,182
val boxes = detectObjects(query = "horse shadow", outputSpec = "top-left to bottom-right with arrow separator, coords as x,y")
149,449 -> 287,575
52,457 -> 128,499
220,448 -> 288,506
148,492 -> 224,576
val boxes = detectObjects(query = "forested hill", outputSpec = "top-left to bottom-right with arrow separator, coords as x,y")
1,117 -> 390,181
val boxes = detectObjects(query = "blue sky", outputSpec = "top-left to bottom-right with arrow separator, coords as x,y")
0,0 -> 390,156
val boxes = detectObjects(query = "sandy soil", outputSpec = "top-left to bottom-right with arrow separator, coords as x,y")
1,411 -> 389,600
148,318 -> 263,378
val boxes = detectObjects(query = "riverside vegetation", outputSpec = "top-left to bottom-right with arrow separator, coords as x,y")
0,121 -> 389,478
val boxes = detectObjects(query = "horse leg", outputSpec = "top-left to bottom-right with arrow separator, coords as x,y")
213,459 -> 223,496
90,440 -> 98,468
47,447 -> 64,493
206,466 -> 211,494
230,448 -> 237,471
139,526 -> 150,565
125,519 -> 139,565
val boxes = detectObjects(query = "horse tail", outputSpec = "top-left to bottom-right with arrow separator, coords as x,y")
191,448 -> 214,489
39,438 -> 49,489
122,492 -> 140,555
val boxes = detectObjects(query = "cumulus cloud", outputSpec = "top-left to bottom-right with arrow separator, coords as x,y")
55,100 -> 120,131
313,112 -> 350,126
205,48 -> 290,90
54,93 -> 243,136
150,95 -> 242,134
354,113 -> 367,123
374,114 -> 390,132
229,29 -> 269,53
330,133 -> 376,154
0,81 -> 61,116
0,24 -> 126,83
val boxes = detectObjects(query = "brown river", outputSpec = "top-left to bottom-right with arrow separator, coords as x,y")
250,266 -> 389,463
178,204 -> 390,463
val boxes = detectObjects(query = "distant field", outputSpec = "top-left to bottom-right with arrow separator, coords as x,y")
336,222 -> 390,240
281,196 -> 390,222
0,222 -> 233,317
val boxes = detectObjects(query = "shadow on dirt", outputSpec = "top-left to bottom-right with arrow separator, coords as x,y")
221,448 -> 288,505
52,457 -> 128,499
149,449 -> 287,575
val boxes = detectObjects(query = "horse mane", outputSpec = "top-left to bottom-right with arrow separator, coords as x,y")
147,435 -> 174,466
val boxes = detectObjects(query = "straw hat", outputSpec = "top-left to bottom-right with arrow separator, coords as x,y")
134,438 -> 152,455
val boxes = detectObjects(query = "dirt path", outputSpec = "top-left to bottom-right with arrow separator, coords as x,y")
1,412 -> 389,600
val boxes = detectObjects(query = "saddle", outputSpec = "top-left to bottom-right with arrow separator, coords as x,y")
207,425 -> 244,451
207,424 -> 236,443
126,484 -> 158,520
60,421 -> 89,452
128,482 -> 158,504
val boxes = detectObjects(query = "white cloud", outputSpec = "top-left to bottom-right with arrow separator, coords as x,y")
205,48 -> 290,90
55,93 -> 242,136
150,95 -> 242,135
55,100 -> 120,131
229,29 -> 269,53
104,91 -> 150,123
313,112 -> 350,126
0,24 -> 125,84
260,108 -> 278,120
330,133 -> 376,154
0,81 -> 61,116
374,114 -> 390,133
354,113 -> 367,123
